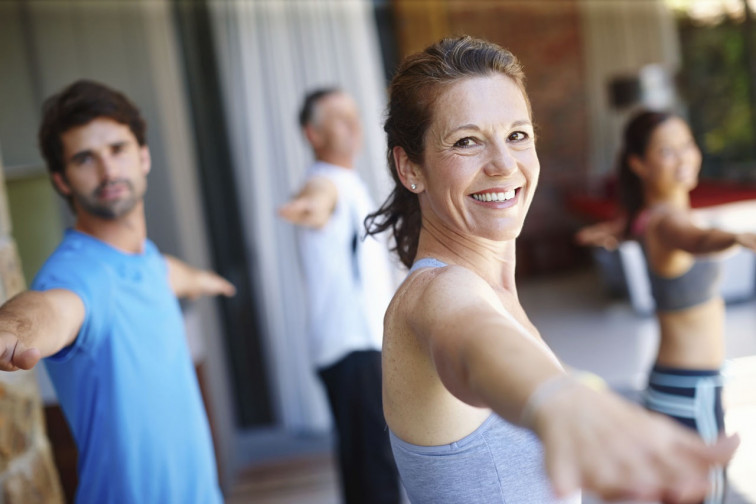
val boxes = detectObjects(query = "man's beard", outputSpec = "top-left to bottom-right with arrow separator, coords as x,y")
73,179 -> 140,219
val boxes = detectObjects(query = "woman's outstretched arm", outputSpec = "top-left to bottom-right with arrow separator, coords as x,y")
655,210 -> 756,254
411,265 -> 739,502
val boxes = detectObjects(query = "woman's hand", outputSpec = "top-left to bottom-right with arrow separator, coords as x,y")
735,232 -> 756,252
533,384 -> 739,502
574,219 -> 624,250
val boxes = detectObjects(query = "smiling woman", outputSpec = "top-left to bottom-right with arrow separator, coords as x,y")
409,74 -> 538,243
366,36 -> 739,503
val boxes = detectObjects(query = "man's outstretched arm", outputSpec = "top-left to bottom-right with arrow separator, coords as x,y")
0,289 -> 85,371
164,256 -> 237,301
278,176 -> 338,229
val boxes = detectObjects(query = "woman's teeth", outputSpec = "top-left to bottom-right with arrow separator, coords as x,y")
472,190 -> 516,202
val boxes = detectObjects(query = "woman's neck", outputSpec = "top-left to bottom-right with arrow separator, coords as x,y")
644,187 -> 690,211
414,217 -> 518,293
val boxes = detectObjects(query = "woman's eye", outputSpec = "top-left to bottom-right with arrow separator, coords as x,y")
453,137 -> 476,148
509,131 -> 529,141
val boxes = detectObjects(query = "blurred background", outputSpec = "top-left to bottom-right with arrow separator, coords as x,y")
0,0 -> 755,502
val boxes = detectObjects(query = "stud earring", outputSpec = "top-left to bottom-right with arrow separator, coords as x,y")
410,184 -> 417,191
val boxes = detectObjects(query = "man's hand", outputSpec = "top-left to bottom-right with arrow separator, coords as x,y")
190,270 -> 236,300
0,289 -> 83,372
165,255 -> 237,300
0,333 -> 41,371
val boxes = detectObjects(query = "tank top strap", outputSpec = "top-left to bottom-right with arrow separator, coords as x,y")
409,257 -> 448,274
406,255 -> 564,368
631,209 -> 652,238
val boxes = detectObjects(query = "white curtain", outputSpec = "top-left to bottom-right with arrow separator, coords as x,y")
210,0 -> 391,430
579,0 -> 681,175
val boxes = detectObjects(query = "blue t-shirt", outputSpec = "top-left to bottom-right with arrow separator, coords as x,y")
32,230 -> 222,504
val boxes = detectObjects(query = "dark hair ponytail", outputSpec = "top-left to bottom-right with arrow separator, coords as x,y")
617,110 -> 673,237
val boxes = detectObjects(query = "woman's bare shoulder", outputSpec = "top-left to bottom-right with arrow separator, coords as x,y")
389,263 -> 502,333
401,263 -> 492,302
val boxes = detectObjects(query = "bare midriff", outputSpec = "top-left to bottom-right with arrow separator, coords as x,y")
655,297 -> 725,370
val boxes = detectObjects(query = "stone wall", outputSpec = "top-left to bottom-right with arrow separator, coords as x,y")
0,155 -> 63,503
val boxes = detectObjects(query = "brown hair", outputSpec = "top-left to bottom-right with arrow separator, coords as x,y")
38,79 -> 147,178
365,36 -> 530,268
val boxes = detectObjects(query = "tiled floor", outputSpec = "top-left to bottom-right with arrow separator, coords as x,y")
229,268 -> 756,503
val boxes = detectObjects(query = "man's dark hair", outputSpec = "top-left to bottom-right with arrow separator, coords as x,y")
38,79 -> 147,177
298,87 -> 341,128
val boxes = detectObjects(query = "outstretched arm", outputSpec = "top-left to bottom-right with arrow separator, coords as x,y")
164,256 -> 236,300
278,176 -> 338,229
0,289 -> 84,371
656,210 -> 756,254
414,267 -> 738,502
574,217 -> 626,250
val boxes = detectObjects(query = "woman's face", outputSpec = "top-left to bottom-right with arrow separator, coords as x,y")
418,74 -> 539,242
638,117 -> 702,193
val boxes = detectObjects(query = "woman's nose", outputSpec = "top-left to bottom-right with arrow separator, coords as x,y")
485,143 -> 517,176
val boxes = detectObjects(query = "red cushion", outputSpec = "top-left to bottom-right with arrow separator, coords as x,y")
567,179 -> 756,221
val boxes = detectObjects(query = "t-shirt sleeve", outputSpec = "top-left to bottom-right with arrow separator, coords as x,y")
31,255 -> 114,362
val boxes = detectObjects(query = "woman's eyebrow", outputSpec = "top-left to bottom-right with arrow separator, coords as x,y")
448,119 -> 532,135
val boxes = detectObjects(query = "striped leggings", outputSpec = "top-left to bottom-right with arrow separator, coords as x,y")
644,365 -> 726,504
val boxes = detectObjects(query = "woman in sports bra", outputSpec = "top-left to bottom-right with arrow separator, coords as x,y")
617,111 -> 756,503
366,37 -> 738,504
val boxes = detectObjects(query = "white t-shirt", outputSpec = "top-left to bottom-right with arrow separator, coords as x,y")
298,161 -> 395,368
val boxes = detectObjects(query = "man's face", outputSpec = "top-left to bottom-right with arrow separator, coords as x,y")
310,92 -> 363,159
54,117 -> 150,219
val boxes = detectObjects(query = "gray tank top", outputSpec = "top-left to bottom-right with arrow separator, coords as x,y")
389,258 -> 580,503
642,244 -> 722,312
632,213 -> 723,312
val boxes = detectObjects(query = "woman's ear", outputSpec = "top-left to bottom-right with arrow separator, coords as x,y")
628,154 -> 647,179
394,146 -> 423,193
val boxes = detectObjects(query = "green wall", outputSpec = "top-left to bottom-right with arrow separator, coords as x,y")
6,173 -> 63,286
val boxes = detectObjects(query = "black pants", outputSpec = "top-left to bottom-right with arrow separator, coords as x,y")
318,350 -> 400,504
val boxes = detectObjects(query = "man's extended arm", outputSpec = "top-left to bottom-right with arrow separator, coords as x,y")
0,289 -> 85,371
164,256 -> 236,300
278,176 -> 338,229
